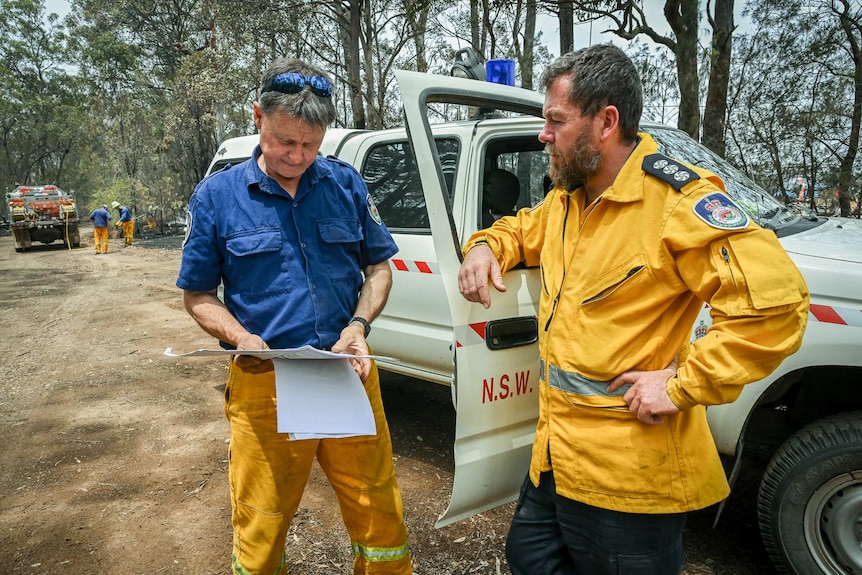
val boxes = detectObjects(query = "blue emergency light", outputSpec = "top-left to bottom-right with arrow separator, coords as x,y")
486,59 -> 515,86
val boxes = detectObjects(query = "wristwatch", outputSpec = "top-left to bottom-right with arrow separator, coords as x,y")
348,316 -> 371,338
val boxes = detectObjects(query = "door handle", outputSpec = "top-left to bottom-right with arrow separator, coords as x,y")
485,316 -> 539,350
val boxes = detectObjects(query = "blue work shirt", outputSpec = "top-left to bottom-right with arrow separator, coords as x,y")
119,206 -> 132,222
89,208 -> 112,227
177,146 -> 398,350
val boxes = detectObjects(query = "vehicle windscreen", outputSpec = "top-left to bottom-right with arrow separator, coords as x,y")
646,126 -> 811,234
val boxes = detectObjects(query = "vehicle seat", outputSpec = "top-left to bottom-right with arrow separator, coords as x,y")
482,169 -> 521,228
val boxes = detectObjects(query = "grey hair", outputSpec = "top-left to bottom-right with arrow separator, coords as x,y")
540,44 -> 643,142
258,58 -> 337,129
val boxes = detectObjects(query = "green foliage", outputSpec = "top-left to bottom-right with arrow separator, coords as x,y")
726,0 -> 861,212
85,177 -> 147,213
2,0 -> 859,219
0,0 -> 87,193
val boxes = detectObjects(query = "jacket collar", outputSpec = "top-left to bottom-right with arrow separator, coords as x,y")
594,133 -> 659,205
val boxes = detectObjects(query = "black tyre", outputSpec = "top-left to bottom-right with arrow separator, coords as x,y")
758,412 -> 862,574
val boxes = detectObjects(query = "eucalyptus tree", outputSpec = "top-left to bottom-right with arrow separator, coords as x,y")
703,0 -> 734,156
559,0 -> 704,140
403,0 -> 433,73
327,0 -> 367,128
66,0 -> 222,209
439,0 -> 528,64
538,0 -> 574,54
630,41 -> 681,126
726,28 -> 801,197
207,0 -> 316,135
733,0 -> 861,217
515,0 -> 539,89
823,0 -> 861,217
0,0 -> 86,194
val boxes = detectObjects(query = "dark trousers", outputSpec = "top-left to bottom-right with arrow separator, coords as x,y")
506,471 -> 686,575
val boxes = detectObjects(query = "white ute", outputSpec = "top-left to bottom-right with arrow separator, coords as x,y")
206,70 -> 862,575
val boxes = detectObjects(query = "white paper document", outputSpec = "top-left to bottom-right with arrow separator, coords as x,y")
164,345 -> 395,362
273,358 -> 376,439
165,346 -> 378,439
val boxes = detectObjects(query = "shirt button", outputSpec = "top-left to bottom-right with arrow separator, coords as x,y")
301,243 -> 306,249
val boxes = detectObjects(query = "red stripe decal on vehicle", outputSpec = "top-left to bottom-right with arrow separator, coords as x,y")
416,261 -> 433,274
469,322 -> 486,339
809,304 -> 848,325
392,259 -> 409,271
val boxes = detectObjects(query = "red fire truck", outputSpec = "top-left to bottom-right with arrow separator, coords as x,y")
6,185 -> 81,251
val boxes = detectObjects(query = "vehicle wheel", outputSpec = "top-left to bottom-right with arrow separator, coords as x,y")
758,412 -> 862,574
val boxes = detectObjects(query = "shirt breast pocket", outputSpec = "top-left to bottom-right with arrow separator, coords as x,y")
224,227 -> 289,294
318,219 -> 363,282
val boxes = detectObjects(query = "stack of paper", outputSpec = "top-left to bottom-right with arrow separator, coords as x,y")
165,346 -> 389,439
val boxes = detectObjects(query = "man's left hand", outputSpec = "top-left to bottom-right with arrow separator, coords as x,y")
332,324 -> 371,382
606,367 -> 680,425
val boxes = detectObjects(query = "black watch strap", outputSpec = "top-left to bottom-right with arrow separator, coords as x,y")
348,316 -> 371,338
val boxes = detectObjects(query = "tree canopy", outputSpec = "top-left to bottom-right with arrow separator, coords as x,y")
1,0 -> 859,219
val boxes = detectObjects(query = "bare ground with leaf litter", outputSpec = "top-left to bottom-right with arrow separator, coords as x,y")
0,228 -> 777,574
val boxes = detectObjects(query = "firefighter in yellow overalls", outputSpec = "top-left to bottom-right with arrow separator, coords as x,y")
459,45 -> 809,575
88,204 -> 111,254
177,57 -> 410,575
112,201 -> 134,245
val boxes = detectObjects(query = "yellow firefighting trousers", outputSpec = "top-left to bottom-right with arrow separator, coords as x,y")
122,220 -> 134,245
225,359 -> 411,575
93,226 -> 108,253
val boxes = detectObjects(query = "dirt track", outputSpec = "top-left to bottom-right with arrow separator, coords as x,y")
0,228 -> 777,574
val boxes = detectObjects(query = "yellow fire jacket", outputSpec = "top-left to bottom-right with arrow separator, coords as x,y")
464,133 -> 809,513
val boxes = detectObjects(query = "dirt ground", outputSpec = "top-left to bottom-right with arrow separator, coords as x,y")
0,227 -> 778,575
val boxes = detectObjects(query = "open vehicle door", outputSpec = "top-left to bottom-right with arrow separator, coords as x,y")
394,70 -> 547,527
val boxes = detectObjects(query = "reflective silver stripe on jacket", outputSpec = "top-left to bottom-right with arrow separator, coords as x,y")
547,362 -> 624,397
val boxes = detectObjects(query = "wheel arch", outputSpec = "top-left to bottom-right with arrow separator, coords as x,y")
743,364 -> 862,454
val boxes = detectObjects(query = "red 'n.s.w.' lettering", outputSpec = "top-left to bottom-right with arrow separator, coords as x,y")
515,370 -> 529,395
482,370 -> 532,403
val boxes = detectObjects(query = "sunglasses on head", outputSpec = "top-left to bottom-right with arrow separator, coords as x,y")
263,73 -> 333,98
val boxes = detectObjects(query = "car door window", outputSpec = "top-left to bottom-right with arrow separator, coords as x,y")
362,138 -> 459,232
480,135 -> 549,228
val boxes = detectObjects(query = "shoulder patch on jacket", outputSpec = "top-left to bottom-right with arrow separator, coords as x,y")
692,192 -> 750,230
367,193 -> 382,224
642,153 -> 699,191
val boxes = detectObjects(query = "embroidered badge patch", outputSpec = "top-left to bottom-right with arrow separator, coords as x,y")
367,193 -> 382,225
182,209 -> 193,248
693,193 -> 750,230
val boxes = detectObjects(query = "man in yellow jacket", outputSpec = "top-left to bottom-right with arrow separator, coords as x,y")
458,44 -> 809,575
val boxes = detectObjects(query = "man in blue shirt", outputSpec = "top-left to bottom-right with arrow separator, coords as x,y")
177,58 -> 411,575
88,204 -> 112,254
112,201 -> 134,245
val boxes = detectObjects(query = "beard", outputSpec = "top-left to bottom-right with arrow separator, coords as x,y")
548,130 -> 602,191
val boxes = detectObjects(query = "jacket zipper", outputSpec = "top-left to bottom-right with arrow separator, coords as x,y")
545,195 -> 600,331
544,195 -> 571,331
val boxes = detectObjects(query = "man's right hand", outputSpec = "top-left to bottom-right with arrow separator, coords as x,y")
458,244 -> 506,309
234,333 -> 271,373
